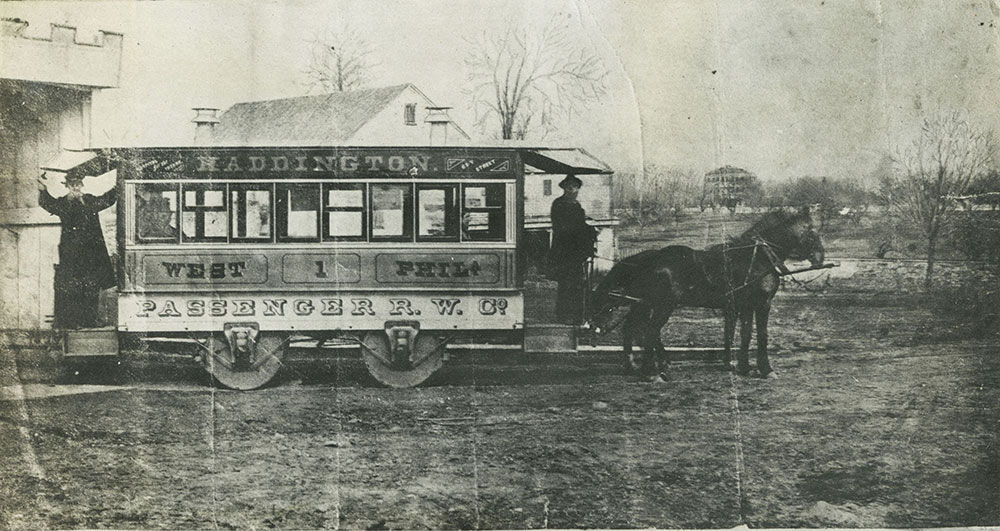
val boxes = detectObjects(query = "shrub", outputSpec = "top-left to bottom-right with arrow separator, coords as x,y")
867,213 -> 924,258
925,281 -> 1000,339
948,211 -> 1000,263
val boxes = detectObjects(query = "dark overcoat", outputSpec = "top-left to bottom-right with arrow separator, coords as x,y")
39,188 -> 117,290
548,195 -> 596,279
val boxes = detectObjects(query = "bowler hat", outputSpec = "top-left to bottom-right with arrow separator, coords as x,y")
558,175 -> 583,189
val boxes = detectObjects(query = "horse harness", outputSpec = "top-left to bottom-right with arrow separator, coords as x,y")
719,236 -> 790,297
604,236 -> 789,305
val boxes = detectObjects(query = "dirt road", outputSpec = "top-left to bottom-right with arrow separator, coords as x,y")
1,291 -> 998,529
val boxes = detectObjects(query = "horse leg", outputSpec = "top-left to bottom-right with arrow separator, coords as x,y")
644,306 -> 674,382
622,315 -> 635,371
622,306 -> 641,372
755,303 -> 777,378
736,308 -> 754,376
722,310 -> 736,368
622,306 -> 646,373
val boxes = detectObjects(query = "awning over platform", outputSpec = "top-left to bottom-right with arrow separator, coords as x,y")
39,150 -> 101,176
523,148 -> 613,175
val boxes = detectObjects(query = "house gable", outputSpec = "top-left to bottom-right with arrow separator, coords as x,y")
214,84 -> 470,146
345,85 -> 471,145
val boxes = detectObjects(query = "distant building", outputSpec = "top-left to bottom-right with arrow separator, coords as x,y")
702,165 -> 759,212
205,84 -> 472,146
0,18 -> 123,329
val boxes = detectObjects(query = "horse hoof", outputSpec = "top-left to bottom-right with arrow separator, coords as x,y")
649,375 -> 666,384
763,371 -> 779,379
736,368 -> 751,377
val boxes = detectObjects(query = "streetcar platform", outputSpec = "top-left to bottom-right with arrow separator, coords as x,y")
62,327 -> 117,358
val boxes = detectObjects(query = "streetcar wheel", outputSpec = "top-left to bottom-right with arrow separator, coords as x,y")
361,331 -> 444,388
202,332 -> 287,390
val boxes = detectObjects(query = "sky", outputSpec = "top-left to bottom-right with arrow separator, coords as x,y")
2,0 -> 998,181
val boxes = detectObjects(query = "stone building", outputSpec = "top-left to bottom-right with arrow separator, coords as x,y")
0,18 -> 123,329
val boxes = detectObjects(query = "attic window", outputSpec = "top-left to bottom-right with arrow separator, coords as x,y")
404,103 -> 417,126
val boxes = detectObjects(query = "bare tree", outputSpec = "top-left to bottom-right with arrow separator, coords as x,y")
881,111 -> 996,286
302,25 -> 377,93
613,165 -> 702,227
464,15 -> 607,140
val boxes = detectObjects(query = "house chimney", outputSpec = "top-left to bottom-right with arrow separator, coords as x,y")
425,106 -> 452,146
192,107 -> 219,146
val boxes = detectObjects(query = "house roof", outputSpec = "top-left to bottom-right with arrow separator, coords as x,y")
213,84 -> 416,145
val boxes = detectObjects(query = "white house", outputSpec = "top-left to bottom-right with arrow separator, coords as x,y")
521,148 -> 618,273
208,84 -> 471,146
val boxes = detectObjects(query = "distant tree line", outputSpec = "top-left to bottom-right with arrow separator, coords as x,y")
613,111 -> 998,287
612,168 -> 878,226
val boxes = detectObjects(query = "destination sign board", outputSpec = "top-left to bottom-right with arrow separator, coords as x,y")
119,148 -> 516,180
141,254 -> 268,285
281,253 -> 361,283
129,251 -> 509,290
374,253 -> 502,284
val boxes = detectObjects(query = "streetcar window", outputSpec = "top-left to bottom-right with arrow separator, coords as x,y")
230,185 -> 272,241
277,184 -> 320,241
135,184 -> 178,243
462,183 -> 505,241
181,184 -> 227,242
371,184 -> 412,241
416,185 -> 458,241
323,184 -> 365,240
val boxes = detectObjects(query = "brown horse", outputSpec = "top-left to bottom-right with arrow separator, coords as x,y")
587,209 -> 824,380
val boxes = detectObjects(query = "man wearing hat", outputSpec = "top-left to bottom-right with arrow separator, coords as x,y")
547,174 -> 597,325
37,170 -> 117,329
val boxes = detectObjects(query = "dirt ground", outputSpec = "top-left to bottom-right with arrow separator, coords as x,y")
2,285 -> 999,529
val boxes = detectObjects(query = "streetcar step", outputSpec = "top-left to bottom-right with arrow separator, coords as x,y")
63,328 -> 118,357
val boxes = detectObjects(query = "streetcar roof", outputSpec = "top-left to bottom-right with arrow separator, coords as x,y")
57,145 -> 613,177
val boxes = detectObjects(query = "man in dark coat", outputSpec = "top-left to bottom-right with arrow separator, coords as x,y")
548,174 -> 596,325
38,170 -> 117,329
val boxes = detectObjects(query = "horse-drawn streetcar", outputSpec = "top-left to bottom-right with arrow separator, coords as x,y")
53,144 -> 833,389
81,145 -> 609,389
